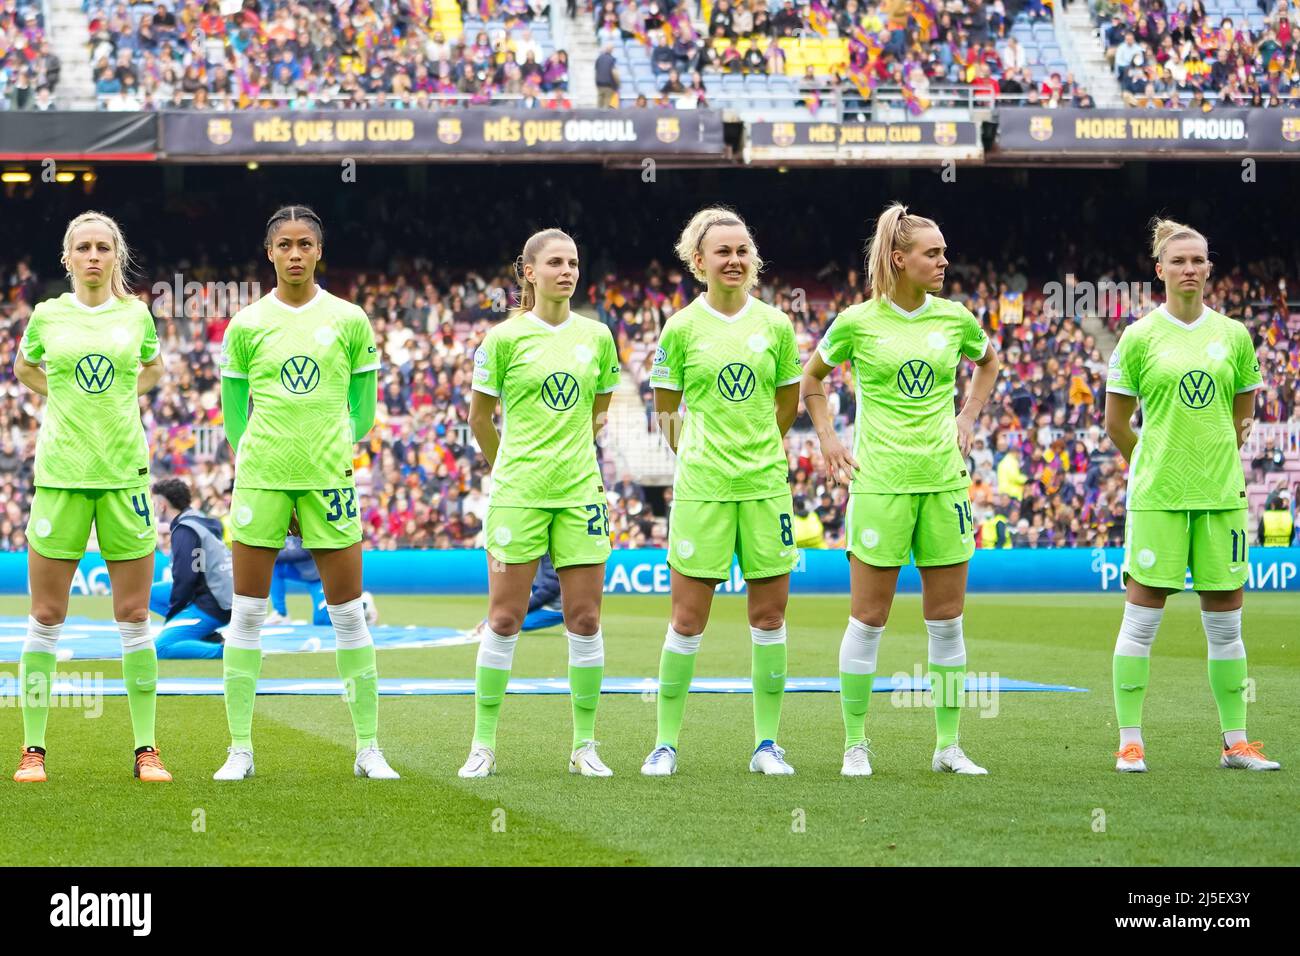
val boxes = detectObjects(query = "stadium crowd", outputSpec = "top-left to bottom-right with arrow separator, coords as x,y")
0,0 -> 60,110
2,248 -> 1297,554
85,0 -> 574,111
1099,0 -> 1300,108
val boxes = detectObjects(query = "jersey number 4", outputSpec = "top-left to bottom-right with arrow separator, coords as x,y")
130,493 -> 151,527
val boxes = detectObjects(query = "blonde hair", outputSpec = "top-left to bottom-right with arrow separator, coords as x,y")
1149,216 -> 1208,264
864,202 -> 939,302
61,211 -> 135,300
514,227 -> 575,313
674,206 -> 763,294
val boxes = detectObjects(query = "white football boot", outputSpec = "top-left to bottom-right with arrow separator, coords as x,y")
640,745 -> 678,776
841,741 -> 874,777
932,744 -> 988,775
458,746 -> 496,778
569,741 -> 614,777
213,747 -> 255,781
1115,742 -> 1148,773
749,741 -> 795,775
354,745 -> 400,779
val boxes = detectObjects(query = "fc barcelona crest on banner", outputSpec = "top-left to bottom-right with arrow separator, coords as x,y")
1282,117 -> 1300,143
772,122 -> 796,147
656,118 -> 681,143
933,122 -> 957,145
437,118 -> 462,144
206,119 -> 233,146
1029,115 -> 1053,141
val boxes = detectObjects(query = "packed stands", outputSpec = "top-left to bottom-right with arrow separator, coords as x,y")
1,0 -> 59,109
1097,0 -> 1300,107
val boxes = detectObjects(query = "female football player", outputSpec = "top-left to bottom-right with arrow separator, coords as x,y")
14,212 -> 168,783
801,202 -> 1001,777
459,228 -> 620,778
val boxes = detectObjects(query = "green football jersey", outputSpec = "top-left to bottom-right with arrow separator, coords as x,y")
219,287 -> 380,490
1107,306 -> 1261,511
20,293 -> 159,489
472,310 -> 620,508
817,294 -> 990,494
649,295 -> 802,502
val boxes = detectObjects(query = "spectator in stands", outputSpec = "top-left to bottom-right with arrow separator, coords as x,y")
595,44 -> 619,107
1113,31 -> 1143,75
1251,434 -> 1287,481
710,0 -> 736,38
773,0 -> 802,36
1259,489 -> 1295,545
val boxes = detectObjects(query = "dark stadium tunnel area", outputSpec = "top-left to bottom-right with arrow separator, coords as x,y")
1,161 -> 1298,279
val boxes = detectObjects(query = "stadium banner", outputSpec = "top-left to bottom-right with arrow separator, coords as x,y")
2,547 -> 1297,595
160,109 -> 725,159
996,108 -> 1300,155
0,111 -> 158,160
748,120 -> 981,162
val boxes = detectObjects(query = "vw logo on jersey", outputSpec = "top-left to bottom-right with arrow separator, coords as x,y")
897,359 -> 935,398
717,363 -> 755,402
1178,369 -> 1215,409
75,354 -> 115,393
541,372 -> 579,410
280,355 -> 321,394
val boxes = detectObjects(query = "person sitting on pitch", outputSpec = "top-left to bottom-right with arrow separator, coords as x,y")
148,478 -> 232,659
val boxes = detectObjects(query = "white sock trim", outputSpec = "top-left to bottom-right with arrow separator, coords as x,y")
840,616 -> 882,675
118,619 -> 154,653
664,625 -> 701,656
1202,608 -> 1246,661
225,593 -> 268,651
326,597 -> 372,650
925,615 -> 967,667
477,627 -> 518,671
750,623 -> 787,646
567,629 -> 605,668
1114,602 -> 1163,658
23,616 -> 62,655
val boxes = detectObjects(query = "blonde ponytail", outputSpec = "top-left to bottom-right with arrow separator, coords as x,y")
864,202 -> 939,302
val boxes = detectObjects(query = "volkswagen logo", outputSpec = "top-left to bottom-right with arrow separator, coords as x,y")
280,355 -> 321,394
75,354 -> 115,393
542,372 -> 579,410
717,363 -> 755,402
1178,369 -> 1215,409
897,359 -> 935,398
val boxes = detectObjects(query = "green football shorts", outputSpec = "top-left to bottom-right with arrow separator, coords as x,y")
229,485 -> 363,551
846,489 -> 976,568
27,484 -> 156,562
668,495 -> 798,581
1124,508 -> 1250,592
486,503 -> 612,568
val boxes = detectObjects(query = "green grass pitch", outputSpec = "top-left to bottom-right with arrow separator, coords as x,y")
0,592 -> 1295,866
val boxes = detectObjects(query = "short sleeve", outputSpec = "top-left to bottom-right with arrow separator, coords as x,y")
1106,328 -> 1139,396
775,318 -> 802,386
958,306 -> 990,362
18,307 -> 43,363
650,319 -> 683,391
471,330 -> 503,397
350,308 -> 381,374
219,319 -> 248,379
139,305 -> 160,363
816,312 -> 852,366
597,330 -> 620,394
1233,327 -> 1263,395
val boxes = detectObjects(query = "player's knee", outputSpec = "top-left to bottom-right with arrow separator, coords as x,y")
563,607 -> 600,636
850,606 -> 889,628
923,600 -> 964,622
747,609 -> 785,632
115,607 -> 150,625
29,606 -> 66,628
670,615 -> 705,638
488,611 -> 524,635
